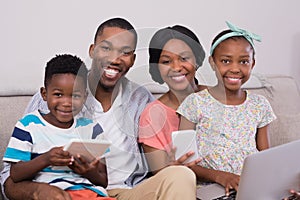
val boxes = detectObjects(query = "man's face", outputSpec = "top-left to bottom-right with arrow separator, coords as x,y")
89,27 -> 136,90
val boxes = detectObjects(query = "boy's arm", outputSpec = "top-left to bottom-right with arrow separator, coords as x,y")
10,147 -> 73,182
69,157 -> 108,187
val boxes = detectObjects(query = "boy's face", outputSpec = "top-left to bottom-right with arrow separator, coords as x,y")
89,27 -> 136,90
210,38 -> 255,92
41,73 -> 87,129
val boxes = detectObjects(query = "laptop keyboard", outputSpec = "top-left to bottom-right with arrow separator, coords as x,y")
212,190 -> 237,200
196,190 -> 237,200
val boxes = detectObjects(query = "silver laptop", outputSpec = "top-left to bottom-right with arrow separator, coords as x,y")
197,139 -> 300,200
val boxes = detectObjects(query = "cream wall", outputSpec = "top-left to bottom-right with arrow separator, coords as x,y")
1,0 -> 300,91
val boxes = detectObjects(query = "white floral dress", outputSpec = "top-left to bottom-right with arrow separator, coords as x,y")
177,89 -> 276,175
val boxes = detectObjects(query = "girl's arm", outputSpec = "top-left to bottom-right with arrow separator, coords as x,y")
69,156 -> 108,187
10,147 -> 73,182
256,125 -> 270,151
179,116 -> 240,195
191,165 -> 240,196
179,116 -> 196,130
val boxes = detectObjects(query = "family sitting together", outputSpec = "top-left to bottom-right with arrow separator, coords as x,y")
0,17 -> 297,200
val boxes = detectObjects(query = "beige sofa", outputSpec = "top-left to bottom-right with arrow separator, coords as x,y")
0,74 -> 300,199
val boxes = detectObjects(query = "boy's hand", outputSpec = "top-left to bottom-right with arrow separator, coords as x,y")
68,154 -> 100,175
45,147 -> 73,166
215,170 -> 240,196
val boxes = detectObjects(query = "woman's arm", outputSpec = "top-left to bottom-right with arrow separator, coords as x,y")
142,144 -> 170,174
256,125 -> 270,151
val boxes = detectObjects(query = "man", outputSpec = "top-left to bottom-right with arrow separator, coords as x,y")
1,17 -> 196,200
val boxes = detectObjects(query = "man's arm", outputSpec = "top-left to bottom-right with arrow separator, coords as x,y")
24,91 -> 48,115
4,176 -> 71,200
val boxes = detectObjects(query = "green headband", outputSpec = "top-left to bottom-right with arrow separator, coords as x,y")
210,21 -> 262,55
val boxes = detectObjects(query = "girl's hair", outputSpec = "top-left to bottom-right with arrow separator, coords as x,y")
210,29 -> 255,57
149,25 -> 205,84
44,54 -> 88,88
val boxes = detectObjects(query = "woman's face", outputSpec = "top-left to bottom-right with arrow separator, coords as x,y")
158,39 -> 197,92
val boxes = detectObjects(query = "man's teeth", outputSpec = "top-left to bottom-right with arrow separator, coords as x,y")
104,68 -> 118,76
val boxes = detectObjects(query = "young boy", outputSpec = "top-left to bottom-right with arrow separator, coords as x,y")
3,54 -> 115,200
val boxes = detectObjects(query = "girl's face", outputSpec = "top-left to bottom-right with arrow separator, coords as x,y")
158,39 -> 197,92
41,73 -> 87,129
210,37 -> 255,92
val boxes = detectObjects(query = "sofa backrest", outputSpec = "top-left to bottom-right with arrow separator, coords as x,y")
0,74 -> 299,200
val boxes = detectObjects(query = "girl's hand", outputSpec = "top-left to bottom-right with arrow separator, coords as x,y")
68,154 -> 100,176
215,170 -> 240,196
44,147 -> 73,166
283,190 -> 300,200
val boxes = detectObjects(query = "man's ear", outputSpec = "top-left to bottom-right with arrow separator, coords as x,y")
209,56 -> 217,71
40,87 -> 47,101
125,53 -> 136,73
89,44 -> 95,59
131,53 -> 136,66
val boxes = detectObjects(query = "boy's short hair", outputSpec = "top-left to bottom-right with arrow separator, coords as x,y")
93,17 -> 137,49
44,54 -> 88,88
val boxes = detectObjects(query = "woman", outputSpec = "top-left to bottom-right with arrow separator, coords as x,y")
138,25 -> 206,173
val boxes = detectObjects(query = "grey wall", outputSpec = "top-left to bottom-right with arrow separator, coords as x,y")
1,0 -> 300,91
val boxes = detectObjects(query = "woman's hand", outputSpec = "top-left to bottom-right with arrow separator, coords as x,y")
168,147 -> 201,167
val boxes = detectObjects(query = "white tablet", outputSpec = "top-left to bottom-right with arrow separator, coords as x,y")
171,130 -> 199,163
63,138 -> 111,161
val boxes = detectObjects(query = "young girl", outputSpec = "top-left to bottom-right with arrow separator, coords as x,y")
138,25 -> 206,174
177,21 -> 276,195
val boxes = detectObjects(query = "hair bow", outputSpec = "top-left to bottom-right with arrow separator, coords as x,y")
210,21 -> 261,55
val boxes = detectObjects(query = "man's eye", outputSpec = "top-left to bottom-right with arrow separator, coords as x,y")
101,46 -> 110,51
72,94 -> 81,98
122,50 -> 132,55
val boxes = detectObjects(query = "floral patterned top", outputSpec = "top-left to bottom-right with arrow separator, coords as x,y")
177,89 -> 276,175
